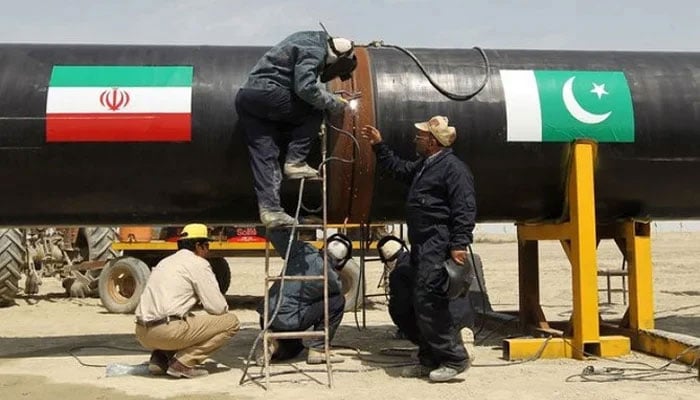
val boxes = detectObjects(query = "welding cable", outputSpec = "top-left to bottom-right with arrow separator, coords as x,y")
68,345 -> 147,368
563,343 -> 699,382
367,41 -> 490,102
467,243 -> 490,339
301,120 -> 360,214
330,344 -> 418,368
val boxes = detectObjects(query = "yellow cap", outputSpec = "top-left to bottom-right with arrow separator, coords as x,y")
179,223 -> 211,241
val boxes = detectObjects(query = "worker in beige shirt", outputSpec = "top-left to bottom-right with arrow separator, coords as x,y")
134,223 -> 240,378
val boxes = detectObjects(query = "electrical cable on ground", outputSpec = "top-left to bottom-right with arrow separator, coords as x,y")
68,345 -> 147,368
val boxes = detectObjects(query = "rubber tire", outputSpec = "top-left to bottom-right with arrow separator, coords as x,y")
339,258 -> 364,312
78,227 -> 121,261
0,229 -> 25,307
208,257 -> 231,294
98,257 -> 150,314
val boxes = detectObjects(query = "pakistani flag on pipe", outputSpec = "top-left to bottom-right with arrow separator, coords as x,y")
500,70 -> 635,142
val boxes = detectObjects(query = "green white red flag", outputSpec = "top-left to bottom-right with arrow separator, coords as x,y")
46,66 -> 193,142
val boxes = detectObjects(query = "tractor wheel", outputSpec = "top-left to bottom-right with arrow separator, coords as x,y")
98,257 -> 150,314
0,229 -> 25,307
78,227 -> 121,261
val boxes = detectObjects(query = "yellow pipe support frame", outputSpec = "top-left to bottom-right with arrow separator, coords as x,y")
507,140 -> 633,361
504,336 -> 631,360
567,141 -> 601,355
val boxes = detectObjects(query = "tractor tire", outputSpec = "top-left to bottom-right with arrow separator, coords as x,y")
98,257 -> 150,314
339,258 -> 364,312
0,229 -> 25,307
78,227 -> 121,261
208,257 -> 231,295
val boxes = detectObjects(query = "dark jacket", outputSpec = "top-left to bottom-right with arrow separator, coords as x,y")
374,142 -> 476,249
242,31 -> 344,113
260,229 -> 342,330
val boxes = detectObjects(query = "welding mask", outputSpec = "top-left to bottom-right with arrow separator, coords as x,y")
377,235 -> 407,272
325,233 -> 352,269
444,256 -> 476,299
321,37 -> 357,82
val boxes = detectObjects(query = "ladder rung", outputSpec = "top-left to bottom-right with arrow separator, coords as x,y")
266,275 -> 325,281
268,331 -> 326,339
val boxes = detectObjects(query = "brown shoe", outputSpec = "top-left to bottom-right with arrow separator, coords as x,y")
166,359 -> 209,379
148,350 -> 173,375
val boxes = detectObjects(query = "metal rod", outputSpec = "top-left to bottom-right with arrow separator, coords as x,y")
321,118 -> 333,388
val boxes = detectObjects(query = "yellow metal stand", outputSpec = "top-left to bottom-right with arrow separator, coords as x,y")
504,140 -> 634,360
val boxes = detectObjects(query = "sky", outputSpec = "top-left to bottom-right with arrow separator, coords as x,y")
0,0 -> 697,51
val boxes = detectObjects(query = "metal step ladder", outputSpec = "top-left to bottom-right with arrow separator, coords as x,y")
241,121 -> 335,389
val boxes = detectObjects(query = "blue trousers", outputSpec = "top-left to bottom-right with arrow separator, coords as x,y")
235,86 -> 323,211
259,293 -> 345,360
394,232 -> 468,370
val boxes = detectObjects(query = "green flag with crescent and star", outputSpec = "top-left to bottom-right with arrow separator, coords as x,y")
500,69 -> 635,142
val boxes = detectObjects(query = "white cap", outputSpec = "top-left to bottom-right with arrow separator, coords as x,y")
414,115 -> 457,147
378,240 -> 402,261
326,37 -> 353,64
327,239 -> 349,261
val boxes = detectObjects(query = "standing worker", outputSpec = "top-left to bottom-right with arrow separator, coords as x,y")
256,228 -> 350,365
361,116 -> 477,382
134,223 -> 240,378
236,30 -> 358,227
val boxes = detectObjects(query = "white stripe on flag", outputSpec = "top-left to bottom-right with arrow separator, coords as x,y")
500,70 -> 541,142
46,87 -> 192,114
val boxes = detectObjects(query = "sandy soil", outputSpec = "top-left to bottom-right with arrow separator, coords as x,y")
0,231 -> 698,399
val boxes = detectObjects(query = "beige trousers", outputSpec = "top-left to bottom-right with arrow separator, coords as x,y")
135,313 -> 240,367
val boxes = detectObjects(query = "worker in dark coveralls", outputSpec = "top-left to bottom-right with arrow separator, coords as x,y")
362,116 -> 476,382
235,31 -> 358,227
255,228 -> 351,365
378,235 -> 476,364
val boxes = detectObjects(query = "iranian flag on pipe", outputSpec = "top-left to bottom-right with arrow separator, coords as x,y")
46,66 -> 193,142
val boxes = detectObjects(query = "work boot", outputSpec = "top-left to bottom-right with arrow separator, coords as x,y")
306,348 -> 345,365
148,350 -> 172,375
254,338 -> 278,366
284,162 -> 319,179
429,365 -> 465,382
400,364 -> 432,378
259,209 -> 296,228
460,327 -> 476,362
166,359 -> 209,379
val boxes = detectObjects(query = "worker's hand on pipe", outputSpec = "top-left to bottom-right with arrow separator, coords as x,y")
361,125 -> 383,145
451,249 -> 467,265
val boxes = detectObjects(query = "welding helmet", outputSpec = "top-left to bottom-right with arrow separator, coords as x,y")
377,235 -> 407,271
321,37 -> 357,82
326,233 -> 352,268
444,257 -> 475,299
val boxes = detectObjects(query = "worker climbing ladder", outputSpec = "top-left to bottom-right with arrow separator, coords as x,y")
240,120 -> 336,389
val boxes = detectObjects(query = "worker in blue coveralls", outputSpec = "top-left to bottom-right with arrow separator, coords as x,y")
361,116 -> 477,382
255,228 -> 351,365
377,235 -> 476,365
235,31 -> 357,227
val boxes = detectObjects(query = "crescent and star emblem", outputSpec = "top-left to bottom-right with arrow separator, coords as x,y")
562,76 -> 611,124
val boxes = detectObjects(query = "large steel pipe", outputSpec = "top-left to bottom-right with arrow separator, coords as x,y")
0,44 -> 699,225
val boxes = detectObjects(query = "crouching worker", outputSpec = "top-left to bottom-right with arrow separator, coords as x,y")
378,235 -> 477,368
135,223 -> 240,378
256,228 -> 350,365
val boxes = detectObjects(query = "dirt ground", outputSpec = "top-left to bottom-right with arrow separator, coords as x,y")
1,231 -> 698,399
